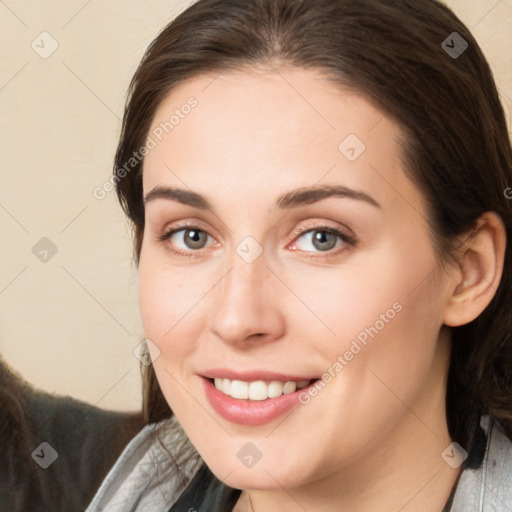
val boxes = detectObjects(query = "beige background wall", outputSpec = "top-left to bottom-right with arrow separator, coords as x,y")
0,0 -> 511,412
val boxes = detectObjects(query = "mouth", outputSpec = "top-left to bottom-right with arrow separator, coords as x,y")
201,374 -> 320,426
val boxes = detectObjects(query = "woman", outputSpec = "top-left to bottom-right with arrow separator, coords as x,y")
87,0 -> 512,510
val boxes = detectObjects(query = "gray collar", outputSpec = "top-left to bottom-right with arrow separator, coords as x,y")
451,415 -> 512,511
85,415 -> 203,511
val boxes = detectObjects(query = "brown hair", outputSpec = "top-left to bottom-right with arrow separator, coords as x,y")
114,0 -> 512,449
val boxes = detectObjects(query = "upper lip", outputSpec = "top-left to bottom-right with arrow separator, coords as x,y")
201,369 -> 319,382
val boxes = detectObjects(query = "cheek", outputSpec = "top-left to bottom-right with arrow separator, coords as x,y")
138,251 -> 205,361
288,240 -> 443,388
138,258 -> 208,418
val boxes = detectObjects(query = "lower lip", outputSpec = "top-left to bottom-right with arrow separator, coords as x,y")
202,377 -> 315,426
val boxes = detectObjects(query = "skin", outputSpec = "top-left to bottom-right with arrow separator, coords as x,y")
138,67 -> 505,511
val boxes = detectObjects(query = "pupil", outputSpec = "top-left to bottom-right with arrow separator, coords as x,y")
185,229 -> 206,249
313,231 -> 336,251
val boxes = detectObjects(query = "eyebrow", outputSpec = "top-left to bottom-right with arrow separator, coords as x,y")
276,184 -> 380,209
143,184 -> 380,210
144,186 -> 211,209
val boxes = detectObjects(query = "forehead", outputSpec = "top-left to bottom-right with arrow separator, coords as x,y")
147,67 -> 389,162
142,67 -> 420,216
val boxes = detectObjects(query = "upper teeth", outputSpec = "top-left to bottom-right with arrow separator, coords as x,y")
214,378 -> 311,401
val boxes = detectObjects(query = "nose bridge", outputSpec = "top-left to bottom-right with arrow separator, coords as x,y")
217,250 -> 267,316
219,232 -> 269,300
208,244 -> 284,345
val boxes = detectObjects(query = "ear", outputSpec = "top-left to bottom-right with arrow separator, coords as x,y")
443,212 -> 506,327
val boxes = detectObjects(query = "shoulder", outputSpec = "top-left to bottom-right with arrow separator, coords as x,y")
86,415 -> 203,512
451,415 -> 512,511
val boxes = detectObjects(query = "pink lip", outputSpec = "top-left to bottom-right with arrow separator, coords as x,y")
201,376 -> 318,426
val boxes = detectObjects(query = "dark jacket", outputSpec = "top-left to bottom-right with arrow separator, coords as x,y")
0,359 -> 143,512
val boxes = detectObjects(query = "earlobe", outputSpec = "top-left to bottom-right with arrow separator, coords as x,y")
443,212 -> 506,327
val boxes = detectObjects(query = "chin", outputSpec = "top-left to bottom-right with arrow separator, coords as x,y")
193,437 -> 315,491
216,462 -> 305,491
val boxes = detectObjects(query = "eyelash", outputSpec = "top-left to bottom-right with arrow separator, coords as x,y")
157,222 -> 212,259
289,225 -> 357,259
157,223 -> 357,259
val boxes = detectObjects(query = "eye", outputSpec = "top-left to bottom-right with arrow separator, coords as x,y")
164,227 -> 215,251
292,228 -> 351,253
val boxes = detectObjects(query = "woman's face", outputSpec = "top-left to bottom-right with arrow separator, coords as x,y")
139,67 -> 455,491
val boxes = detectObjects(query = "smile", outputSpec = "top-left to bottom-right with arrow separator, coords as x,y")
213,377 -> 311,401
201,374 -> 320,426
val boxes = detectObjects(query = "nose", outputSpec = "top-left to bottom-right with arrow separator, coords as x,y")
208,254 -> 286,348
